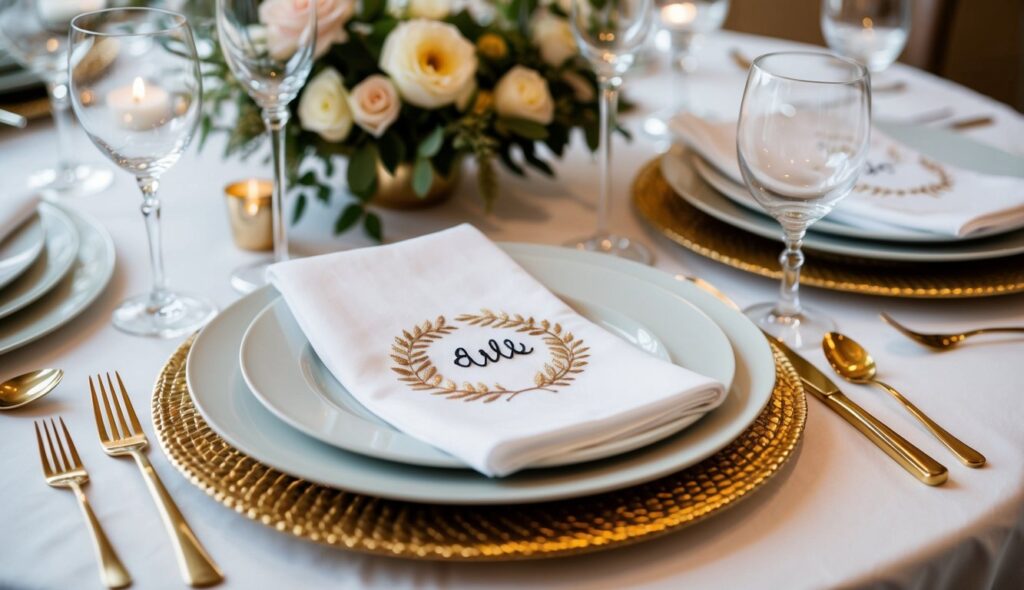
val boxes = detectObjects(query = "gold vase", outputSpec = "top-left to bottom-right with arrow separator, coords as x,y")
370,160 -> 461,209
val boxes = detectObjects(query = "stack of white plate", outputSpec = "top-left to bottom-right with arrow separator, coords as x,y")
184,245 -> 778,505
661,122 -> 1024,263
0,202 -> 115,355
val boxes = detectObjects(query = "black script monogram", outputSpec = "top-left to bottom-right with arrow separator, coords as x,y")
453,339 -> 534,368
865,159 -> 896,176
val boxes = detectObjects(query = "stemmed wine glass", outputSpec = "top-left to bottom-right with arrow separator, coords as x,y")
737,52 -> 870,348
216,0 -> 316,293
821,0 -> 910,74
69,8 -> 217,337
569,0 -> 654,264
0,0 -> 113,198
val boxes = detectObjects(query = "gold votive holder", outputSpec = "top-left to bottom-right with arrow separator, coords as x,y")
224,179 -> 274,251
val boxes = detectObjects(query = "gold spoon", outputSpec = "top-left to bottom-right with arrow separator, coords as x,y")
0,369 -> 63,410
881,312 -> 1024,350
822,333 -> 985,468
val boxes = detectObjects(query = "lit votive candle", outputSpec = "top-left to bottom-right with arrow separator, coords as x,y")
661,2 -> 697,27
37,0 -> 105,24
224,179 -> 274,251
107,77 -> 171,130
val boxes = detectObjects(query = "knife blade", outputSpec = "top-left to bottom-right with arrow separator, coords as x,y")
767,333 -> 948,486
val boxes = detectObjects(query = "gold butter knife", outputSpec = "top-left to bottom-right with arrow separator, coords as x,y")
767,334 -> 948,486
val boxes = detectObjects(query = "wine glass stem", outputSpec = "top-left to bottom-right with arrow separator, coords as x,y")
775,229 -> 806,318
46,71 -> 77,189
263,107 -> 290,264
137,177 -> 169,306
597,78 -> 621,238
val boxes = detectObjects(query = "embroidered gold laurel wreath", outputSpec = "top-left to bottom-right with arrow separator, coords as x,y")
390,310 -> 589,403
856,154 -> 953,198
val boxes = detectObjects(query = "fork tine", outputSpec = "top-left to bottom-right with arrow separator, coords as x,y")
51,418 -> 72,472
60,417 -> 83,469
89,376 -> 110,443
96,374 -> 121,440
115,371 -> 143,435
105,372 -> 132,437
34,421 -> 53,477
42,420 -> 64,472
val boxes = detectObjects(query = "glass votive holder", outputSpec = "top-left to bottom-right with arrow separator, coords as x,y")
224,178 -> 273,251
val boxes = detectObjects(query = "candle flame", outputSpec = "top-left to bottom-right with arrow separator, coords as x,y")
246,178 -> 261,199
131,77 -> 146,103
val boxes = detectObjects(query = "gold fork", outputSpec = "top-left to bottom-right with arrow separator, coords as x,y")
881,312 -> 1024,350
34,417 -> 131,589
90,373 -> 223,587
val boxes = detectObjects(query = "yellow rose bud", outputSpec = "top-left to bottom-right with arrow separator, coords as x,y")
476,33 -> 508,60
472,90 -> 494,115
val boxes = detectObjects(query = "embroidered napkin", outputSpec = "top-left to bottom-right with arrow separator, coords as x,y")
0,193 -> 40,243
267,225 -> 726,477
672,114 -> 1024,238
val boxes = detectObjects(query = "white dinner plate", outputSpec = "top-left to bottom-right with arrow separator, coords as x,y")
0,212 -> 45,291
0,204 -> 79,319
238,279 -> 736,469
184,245 -> 775,505
662,148 -> 1024,263
0,205 -> 115,355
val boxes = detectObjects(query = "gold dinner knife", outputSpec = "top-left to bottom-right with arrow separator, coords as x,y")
768,335 -> 948,486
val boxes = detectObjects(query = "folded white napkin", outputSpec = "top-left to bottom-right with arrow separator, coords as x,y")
267,225 -> 726,477
672,114 -> 1024,238
0,193 -> 40,243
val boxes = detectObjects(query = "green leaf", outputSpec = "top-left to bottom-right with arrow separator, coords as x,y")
498,117 -> 549,140
359,0 -> 384,20
316,184 -> 331,203
334,203 -> 363,234
417,126 -> 444,158
291,193 -> 307,224
412,157 -> 434,197
347,144 -> 378,198
198,116 -> 212,151
298,170 -> 317,186
378,132 -> 405,175
363,212 -> 383,242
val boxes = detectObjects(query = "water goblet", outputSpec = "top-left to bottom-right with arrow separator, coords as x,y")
568,0 -> 654,264
216,0 -> 316,293
69,7 -> 217,337
0,0 -> 113,198
821,0 -> 911,74
737,52 -> 871,348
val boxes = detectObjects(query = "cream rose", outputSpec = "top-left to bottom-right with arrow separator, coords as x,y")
348,75 -> 401,137
494,66 -> 555,125
379,19 -> 478,109
298,68 -> 353,141
259,0 -> 355,60
531,12 -> 577,67
408,0 -> 451,19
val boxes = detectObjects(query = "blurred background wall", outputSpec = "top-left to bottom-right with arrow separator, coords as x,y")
723,0 -> 1024,111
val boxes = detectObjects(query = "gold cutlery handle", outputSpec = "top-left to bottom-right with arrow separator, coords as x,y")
69,482 -> 132,589
874,381 -> 986,468
820,391 -> 948,485
131,451 -> 223,587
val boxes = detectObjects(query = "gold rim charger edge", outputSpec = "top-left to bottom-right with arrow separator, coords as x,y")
152,336 -> 806,561
632,157 -> 1024,298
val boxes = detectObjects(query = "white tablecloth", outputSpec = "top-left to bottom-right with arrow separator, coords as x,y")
1,31 -> 1023,590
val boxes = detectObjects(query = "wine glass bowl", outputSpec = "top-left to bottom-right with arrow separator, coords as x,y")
821,0 -> 910,73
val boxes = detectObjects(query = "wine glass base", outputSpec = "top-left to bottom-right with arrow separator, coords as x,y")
112,291 -> 217,338
566,234 -> 652,265
744,302 -> 836,350
230,260 -> 274,294
29,164 -> 113,199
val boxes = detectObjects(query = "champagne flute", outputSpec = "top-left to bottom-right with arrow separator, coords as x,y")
0,0 -> 113,198
69,7 -> 217,337
821,0 -> 910,74
216,0 -> 316,293
569,0 -> 654,264
737,52 -> 870,348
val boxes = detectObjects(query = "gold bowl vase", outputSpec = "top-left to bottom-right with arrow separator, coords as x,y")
371,160 -> 461,209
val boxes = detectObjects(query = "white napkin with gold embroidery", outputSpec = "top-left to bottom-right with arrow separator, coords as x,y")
672,113 -> 1024,238
0,192 -> 39,242
267,225 -> 726,477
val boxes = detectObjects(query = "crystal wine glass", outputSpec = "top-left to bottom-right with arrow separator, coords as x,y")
821,0 -> 910,74
216,0 -> 316,293
0,0 -> 113,198
69,7 -> 217,337
643,0 -> 729,139
737,52 -> 870,348
569,0 -> 654,264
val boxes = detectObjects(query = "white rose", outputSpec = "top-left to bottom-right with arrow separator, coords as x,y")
494,66 -> 555,125
379,19 -> 478,109
348,75 -> 401,137
408,0 -> 451,19
298,68 -> 353,141
531,12 -> 577,67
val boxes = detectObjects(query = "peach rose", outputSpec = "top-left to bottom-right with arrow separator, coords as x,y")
348,75 -> 401,137
259,0 -> 354,60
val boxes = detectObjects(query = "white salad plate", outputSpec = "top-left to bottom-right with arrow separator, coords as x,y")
0,205 -> 115,355
0,204 -> 79,320
238,276 -> 736,469
184,245 -> 775,505
0,212 -> 45,291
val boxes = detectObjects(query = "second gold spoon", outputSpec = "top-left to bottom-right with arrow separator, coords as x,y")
822,332 -> 985,468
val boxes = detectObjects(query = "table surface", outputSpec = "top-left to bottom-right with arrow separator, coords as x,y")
1,31 -> 1023,590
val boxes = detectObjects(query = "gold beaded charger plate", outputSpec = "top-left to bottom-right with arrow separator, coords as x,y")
634,157 -> 1024,298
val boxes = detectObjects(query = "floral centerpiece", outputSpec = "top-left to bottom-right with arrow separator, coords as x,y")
201,0 -> 608,240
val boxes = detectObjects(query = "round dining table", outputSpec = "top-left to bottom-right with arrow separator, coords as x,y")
1,31 -> 1022,590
